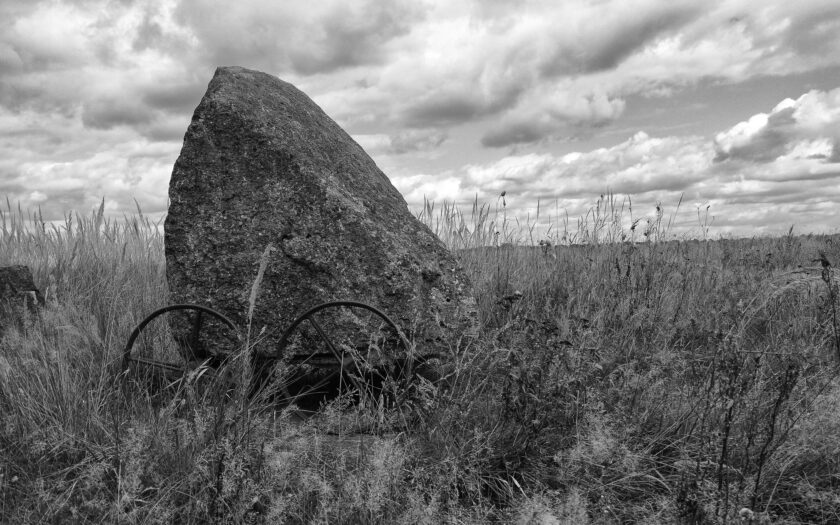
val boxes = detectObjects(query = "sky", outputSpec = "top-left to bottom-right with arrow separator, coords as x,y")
1,0 -> 840,240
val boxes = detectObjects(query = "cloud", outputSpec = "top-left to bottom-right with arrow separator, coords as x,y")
132,7 -> 165,52
396,87 -> 840,237
81,97 -> 154,130
7,0 -> 836,143
385,0 -> 840,146
0,121 -> 177,219
652,1 -> 840,80
386,2 -> 663,135
173,0 -> 420,76
713,111 -> 792,163
775,1 -> 840,59
403,92 -> 493,128
141,77 -> 206,113
0,2 -> 92,113
354,129 -> 448,156
2,0 -> 840,237
481,84 -> 627,147
0,1 -> 195,119
537,0 -> 704,76
0,42 -> 23,72
394,131 -> 715,213
0,96 -> 179,220
4,2 -> 90,70
714,87 -> 840,162
465,132 -> 713,200
480,120 -> 552,149
288,2 -> 420,75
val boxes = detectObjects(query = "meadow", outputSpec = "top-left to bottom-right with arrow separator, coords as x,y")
1,196 -> 839,524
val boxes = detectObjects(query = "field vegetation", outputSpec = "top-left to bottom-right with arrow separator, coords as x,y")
1,195 -> 839,524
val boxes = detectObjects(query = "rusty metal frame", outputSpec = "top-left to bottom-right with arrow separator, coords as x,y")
122,300 -> 418,404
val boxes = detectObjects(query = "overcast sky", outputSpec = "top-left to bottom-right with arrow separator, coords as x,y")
2,0 -> 839,239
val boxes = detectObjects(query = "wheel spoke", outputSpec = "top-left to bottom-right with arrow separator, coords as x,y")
122,304 -> 240,399
306,315 -> 345,366
307,315 -> 366,394
188,310 -> 204,359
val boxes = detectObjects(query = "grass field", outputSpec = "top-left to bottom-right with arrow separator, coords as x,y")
1,196 -> 839,524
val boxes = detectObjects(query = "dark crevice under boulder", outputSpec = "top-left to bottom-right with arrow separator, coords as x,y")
165,66 -> 477,359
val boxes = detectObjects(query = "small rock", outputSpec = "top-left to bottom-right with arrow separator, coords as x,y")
0,265 -> 44,337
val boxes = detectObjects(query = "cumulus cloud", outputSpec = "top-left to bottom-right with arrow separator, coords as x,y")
394,131 -> 715,217
5,0 -> 840,138
387,2 -> 678,137
714,88 -> 840,162
2,0 -> 840,235
459,131 -> 713,201
382,0 -> 840,147
0,110 -> 176,218
397,88 -> 840,236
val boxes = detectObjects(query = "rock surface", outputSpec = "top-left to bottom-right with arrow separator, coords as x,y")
165,66 -> 475,358
0,265 -> 44,336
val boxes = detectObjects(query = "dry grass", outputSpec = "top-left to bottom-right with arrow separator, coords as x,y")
1,195 -> 839,523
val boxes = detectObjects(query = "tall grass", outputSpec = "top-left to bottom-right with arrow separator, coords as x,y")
419,194 -> 840,523
1,195 -> 839,523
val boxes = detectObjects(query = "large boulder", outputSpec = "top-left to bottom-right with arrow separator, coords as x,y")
165,66 -> 476,359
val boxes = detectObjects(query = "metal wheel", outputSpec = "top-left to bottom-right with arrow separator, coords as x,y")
122,304 -> 241,392
270,301 -> 417,425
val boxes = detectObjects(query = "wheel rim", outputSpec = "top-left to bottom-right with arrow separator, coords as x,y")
123,304 -> 240,393
273,301 -> 416,427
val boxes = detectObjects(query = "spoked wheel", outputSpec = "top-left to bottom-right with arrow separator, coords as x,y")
271,301 -> 418,431
122,304 -> 241,396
